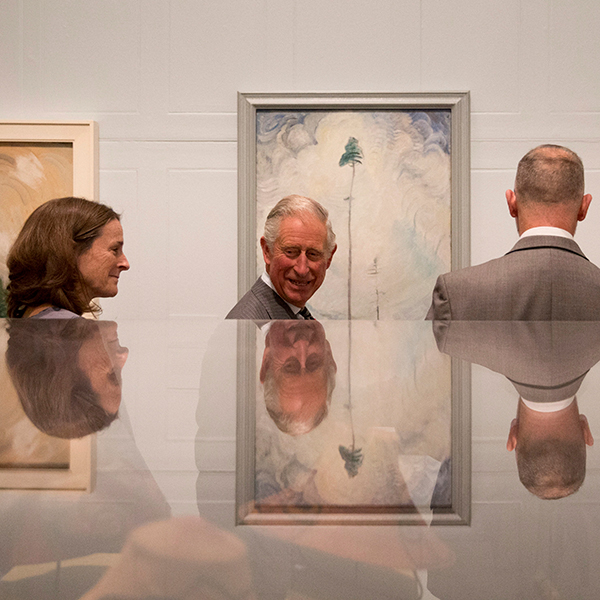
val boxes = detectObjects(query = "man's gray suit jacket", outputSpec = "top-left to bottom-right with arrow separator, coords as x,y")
434,321 -> 600,402
426,235 -> 600,320
226,278 -> 297,320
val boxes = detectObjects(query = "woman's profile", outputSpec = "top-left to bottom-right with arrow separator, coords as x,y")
6,196 -> 129,318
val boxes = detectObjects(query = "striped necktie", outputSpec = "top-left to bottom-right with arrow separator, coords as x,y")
297,306 -> 314,320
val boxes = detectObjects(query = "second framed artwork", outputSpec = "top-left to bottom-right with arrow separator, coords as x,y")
0,120 -> 98,318
238,92 -> 470,320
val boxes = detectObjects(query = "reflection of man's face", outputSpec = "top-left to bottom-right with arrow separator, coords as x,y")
261,321 -> 336,433
77,322 -> 128,415
261,215 -> 335,307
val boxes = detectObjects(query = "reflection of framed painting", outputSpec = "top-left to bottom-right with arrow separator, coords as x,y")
236,320 -> 470,526
0,121 -> 98,317
0,322 -> 95,491
238,92 -> 470,320
0,435 -> 94,492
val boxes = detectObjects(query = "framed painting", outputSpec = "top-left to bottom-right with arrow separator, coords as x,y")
0,121 -> 98,317
237,92 -> 470,320
236,319 -> 470,526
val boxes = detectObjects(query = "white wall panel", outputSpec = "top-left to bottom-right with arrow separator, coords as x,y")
472,366 -> 517,438
28,0 -> 141,113
195,440 -> 236,471
550,2 -> 600,112
470,169 -> 518,265
294,0 -> 421,90
167,388 -> 202,440
519,0 -> 551,115
578,169 -> 600,267
169,0 -> 295,113
0,1 -> 22,112
167,347 -> 204,389
168,169 -> 237,317
422,0 -> 520,113
98,169 -> 139,320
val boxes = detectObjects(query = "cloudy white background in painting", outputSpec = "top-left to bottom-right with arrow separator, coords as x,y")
256,110 -> 452,320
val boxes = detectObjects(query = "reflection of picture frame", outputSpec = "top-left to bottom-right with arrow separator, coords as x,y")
0,121 -> 98,317
238,92 -> 470,320
236,320 -> 470,526
0,435 -> 94,492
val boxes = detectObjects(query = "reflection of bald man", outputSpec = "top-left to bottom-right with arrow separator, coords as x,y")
434,321 -> 600,498
428,145 -> 600,320
260,320 -> 336,436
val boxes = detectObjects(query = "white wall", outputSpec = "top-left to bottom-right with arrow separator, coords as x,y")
3,0 -> 600,321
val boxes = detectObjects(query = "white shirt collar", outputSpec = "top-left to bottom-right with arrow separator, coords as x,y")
521,396 -> 575,412
519,226 -> 574,240
261,271 -> 302,314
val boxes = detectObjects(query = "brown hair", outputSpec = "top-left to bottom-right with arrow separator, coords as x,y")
6,197 -> 120,317
6,318 -> 117,439
515,144 -> 585,205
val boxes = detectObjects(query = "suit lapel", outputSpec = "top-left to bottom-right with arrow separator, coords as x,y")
251,279 -> 297,319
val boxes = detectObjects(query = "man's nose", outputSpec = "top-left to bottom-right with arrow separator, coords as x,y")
293,252 -> 309,276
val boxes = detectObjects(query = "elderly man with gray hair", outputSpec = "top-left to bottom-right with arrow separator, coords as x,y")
226,195 -> 337,320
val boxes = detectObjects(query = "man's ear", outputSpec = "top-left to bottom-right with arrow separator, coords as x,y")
506,189 -> 518,218
326,244 -> 337,269
578,194 -> 592,222
507,418 -> 519,451
580,414 -> 594,446
260,237 -> 272,268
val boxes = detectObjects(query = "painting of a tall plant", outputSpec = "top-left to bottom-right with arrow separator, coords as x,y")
240,93 -> 470,320
339,136 -> 363,319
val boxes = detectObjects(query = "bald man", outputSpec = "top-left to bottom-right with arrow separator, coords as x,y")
427,144 -> 600,320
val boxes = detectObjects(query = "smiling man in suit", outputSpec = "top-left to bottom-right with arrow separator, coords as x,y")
427,144 -> 600,320
226,195 -> 337,320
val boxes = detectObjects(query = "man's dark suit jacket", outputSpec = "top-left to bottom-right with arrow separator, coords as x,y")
427,235 -> 600,320
226,278 -> 297,320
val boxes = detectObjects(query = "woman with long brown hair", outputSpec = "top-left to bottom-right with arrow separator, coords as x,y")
6,196 -> 129,318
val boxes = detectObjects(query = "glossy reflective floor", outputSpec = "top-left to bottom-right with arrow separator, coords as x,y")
1,318 -> 600,599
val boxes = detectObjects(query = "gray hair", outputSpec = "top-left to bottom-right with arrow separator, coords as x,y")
515,144 -> 585,204
263,195 -> 336,256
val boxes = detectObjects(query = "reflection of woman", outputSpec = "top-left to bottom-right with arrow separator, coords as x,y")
5,318 -> 128,438
6,197 -> 129,318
